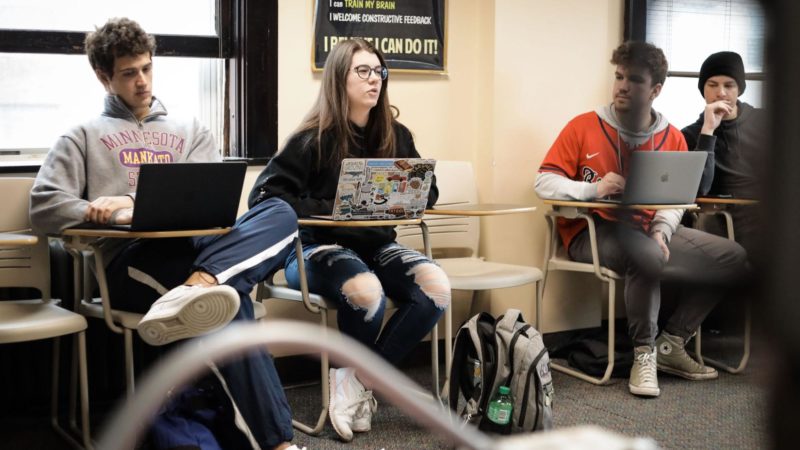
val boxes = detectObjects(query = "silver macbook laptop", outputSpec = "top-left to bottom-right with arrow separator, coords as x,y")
600,151 -> 707,205
314,158 -> 436,220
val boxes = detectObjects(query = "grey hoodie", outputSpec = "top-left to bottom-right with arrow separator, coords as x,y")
31,94 -> 220,235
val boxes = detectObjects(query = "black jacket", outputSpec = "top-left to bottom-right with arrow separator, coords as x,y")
249,122 -> 438,256
682,101 -> 765,198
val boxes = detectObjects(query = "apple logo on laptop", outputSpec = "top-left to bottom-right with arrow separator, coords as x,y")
660,172 -> 669,183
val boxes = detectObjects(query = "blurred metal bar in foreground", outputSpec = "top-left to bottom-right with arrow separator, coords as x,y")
97,320 -> 658,450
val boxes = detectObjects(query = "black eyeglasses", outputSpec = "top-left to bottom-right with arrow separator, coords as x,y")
352,64 -> 388,80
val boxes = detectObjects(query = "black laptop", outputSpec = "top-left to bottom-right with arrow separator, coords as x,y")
115,162 -> 247,231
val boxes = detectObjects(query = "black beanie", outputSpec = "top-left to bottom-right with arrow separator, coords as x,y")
698,51 -> 746,96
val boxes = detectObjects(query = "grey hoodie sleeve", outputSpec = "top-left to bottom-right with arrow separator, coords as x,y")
30,132 -> 91,234
650,208 -> 684,243
534,171 -> 599,200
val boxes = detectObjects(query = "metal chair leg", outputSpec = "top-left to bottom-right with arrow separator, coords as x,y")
68,333 -> 83,438
430,319 -> 440,400
694,209 -> 751,374
124,329 -> 135,396
444,305 -> 454,401
52,334 -> 93,449
697,307 -> 752,374
291,351 -> 329,435
550,277 -> 615,385
77,332 -> 93,449
291,311 -> 329,435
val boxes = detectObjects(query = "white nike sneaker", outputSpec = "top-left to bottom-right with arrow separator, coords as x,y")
137,284 -> 240,346
328,368 -> 375,441
352,389 -> 377,433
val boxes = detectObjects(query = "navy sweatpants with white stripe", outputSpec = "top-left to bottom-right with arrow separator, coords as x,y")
107,197 -> 298,449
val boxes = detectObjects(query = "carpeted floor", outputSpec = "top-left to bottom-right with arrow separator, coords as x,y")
2,335 -> 769,450
287,350 -> 769,450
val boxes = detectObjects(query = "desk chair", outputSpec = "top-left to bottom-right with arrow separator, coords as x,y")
540,206 -> 621,385
396,160 -> 543,392
63,232 -> 267,397
0,177 -> 92,449
692,202 -> 751,373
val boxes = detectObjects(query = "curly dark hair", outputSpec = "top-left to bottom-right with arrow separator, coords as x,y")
85,18 -> 156,78
610,41 -> 668,86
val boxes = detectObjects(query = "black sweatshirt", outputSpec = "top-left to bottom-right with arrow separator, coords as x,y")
682,101 -> 765,198
248,121 -> 438,256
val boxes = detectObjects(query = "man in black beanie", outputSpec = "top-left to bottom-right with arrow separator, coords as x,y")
682,50 -> 765,258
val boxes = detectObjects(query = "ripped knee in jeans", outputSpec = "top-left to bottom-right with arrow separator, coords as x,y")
407,263 -> 451,309
341,272 -> 384,321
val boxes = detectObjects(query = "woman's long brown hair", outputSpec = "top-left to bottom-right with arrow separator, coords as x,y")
292,38 -> 397,169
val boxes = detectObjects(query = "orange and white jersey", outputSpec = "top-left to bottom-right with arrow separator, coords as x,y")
537,110 -> 688,249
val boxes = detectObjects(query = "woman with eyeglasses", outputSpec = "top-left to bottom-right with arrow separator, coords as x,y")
248,38 -> 449,442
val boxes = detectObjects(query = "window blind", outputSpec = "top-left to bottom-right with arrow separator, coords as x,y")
645,0 -> 764,73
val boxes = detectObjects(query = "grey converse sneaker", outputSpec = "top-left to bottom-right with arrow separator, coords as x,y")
656,331 -> 718,380
629,345 -> 660,397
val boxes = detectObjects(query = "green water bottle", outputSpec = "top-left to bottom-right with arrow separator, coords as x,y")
485,385 -> 513,434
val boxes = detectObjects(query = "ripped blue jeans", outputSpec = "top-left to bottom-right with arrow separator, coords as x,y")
284,242 -> 450,364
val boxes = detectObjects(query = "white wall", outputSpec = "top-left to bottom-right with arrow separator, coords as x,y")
480,0 -> 624,331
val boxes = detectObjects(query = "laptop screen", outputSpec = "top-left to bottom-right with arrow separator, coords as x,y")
126,162 -> 247,231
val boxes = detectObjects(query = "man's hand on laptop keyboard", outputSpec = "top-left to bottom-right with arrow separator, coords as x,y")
109,207 -> 133,225
84,195 -> 134,225
596,172 -> 626,198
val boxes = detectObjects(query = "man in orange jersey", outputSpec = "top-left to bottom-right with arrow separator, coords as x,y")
535,41 -> 748,397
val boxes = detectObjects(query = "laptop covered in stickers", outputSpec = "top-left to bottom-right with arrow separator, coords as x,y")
313,158 -> 437,221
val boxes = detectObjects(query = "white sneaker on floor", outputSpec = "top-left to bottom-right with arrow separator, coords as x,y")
137,284 -> 240,346
352,389 -> 378,433
329,367 -> 376,441
285,445 -> 306,450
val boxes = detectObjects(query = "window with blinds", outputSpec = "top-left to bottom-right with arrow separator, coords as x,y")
638,0 -> 765,129
646,0 -> 764,73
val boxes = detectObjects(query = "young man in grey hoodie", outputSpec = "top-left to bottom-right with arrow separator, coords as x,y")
30,18 -> 304,450
535,41 -> 748,397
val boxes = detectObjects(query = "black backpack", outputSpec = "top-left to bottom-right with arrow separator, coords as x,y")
448,309 -> 554,433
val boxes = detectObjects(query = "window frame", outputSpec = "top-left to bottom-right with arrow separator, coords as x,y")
623,0 -> 766,82
0,0 -> 276,165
